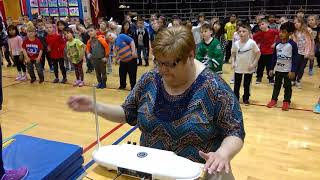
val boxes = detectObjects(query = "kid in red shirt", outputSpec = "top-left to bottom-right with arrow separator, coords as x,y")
46,23 -> 67,83
253,18 -> 279,84
22,26 -> 44,84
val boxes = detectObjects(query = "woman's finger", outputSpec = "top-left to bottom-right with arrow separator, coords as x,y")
225,162 -> 231,174
208,158 -> 220,174
216,161 -> 225,173
199,151 -> 209,161
203,157 -> 214,172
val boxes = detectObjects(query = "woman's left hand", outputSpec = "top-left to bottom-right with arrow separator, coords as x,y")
199,151 -> 231,174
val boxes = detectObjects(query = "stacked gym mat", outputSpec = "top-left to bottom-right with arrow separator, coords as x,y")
3,135 -> 85,180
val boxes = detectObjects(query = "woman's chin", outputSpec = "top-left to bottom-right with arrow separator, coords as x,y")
162,74 -> 174,82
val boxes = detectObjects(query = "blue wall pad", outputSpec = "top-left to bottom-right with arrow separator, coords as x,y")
55,157 -> 84,180
3,135 -> 83,180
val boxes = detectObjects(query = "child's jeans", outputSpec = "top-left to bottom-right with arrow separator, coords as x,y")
272,72 -> 292,102
27,61 -> 44,80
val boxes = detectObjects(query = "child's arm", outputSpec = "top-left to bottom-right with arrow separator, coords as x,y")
249,42 -> 261,70
252,32 -> 261,44
271,30 -> 280,48
230,42 -> 237,69
231,51 -> 236,69
36,50 -> 43,62
289,41 -> 299,79
22,49 -> 30,62
19,36 -> 23,53
213,41 -> 224,64
269,45 -> 277,77
130,40 -> 137,58
77,39 -> 86,60
36,39 -> 44,62
80,44 -> 86,60
304,31 -> 314,59
8,40 -> 13,59
85,39 -> 91,55
195,44 -> 205,62
251,50 -> 261,69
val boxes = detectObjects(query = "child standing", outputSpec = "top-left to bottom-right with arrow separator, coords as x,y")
77,24 -> 94,73
86,25 -> 110,89
22,26 -> 44,83
8,25 -> 27,81
134,17 -> 150,66
292,17 -> 314,89
230,21 -> 242,84
57,21 -> 72,72
307,15 -> 319,74
46,23 -> 67,83
253,18 -> 279,84
64,28 -> 86,87
196,23 -> 224,74
36,20 -> 52,71
267,22 -> 298,111
212,20 -> 227,56
107,32 -> 137,90
224,14 -> 237,63
231,24 -> 261,105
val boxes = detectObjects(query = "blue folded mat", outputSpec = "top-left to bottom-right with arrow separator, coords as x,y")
55,157 -> 84,180
3,135 -> 83,180
67,167 -> 85,180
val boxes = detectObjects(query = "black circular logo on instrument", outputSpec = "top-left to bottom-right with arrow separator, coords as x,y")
137,152 -> 148,158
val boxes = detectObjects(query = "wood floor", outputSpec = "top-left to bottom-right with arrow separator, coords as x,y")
1,62 -> 319,180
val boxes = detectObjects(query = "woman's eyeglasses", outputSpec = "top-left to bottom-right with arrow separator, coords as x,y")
153,59 -> 181,68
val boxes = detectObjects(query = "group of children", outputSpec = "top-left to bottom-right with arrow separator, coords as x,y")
234,15 -> 319,112
3,15 -> 141,89
192,12 -> 319,112
2,12 -> 320,112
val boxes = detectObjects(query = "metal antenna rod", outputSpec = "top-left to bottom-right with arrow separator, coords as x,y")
93,85 -> 101,150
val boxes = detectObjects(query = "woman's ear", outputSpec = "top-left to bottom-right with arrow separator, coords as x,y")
189,50 -> 195,59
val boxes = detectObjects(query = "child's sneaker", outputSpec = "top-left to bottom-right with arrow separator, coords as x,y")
230,79 -> 234,84
96,83 -> 102,89
60,78 -> 67,84
73,80 -> 81,87
15,74 -> 22,81
243,100 -> 250,106
100,83 -> 106,89
20,74 -> 27,81
267,100 -> 277,108
282,102 -> 290,111
269,79 -> 275,85
53,78 -> 59,83
296,82 -> 302,89
256,78 -> 262,84
314,103 -> 320,114
1,167 -> 28,180
78,81 -> 85,87
309,68 -> 313,76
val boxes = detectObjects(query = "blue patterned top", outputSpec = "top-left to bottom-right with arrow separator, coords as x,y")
121,68 -> 245,163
